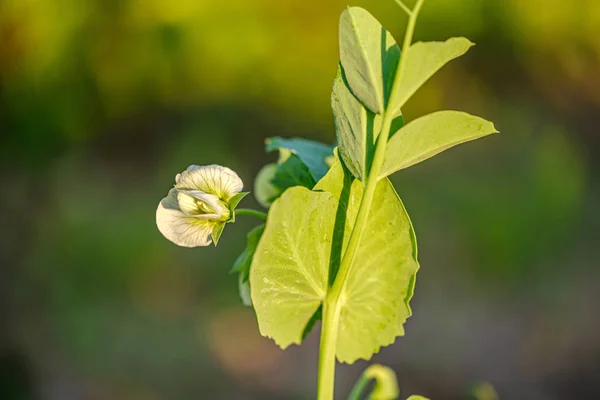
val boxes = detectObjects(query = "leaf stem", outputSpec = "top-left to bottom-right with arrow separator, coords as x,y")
394,0 -> 413,16
316,2 -> 425,399
234,208 -> 268,221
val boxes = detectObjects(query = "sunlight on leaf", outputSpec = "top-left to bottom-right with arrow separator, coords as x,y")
315,158 -> 419,363
250,188 -> 334,348
380,110 -> 498,178
391,37 -> 474,116
332,67 -> 404,182
339,7 -> 400,114
332,65 -> 380,181
250,156 -> 419,361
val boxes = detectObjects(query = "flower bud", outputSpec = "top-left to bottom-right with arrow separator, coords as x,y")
156,165 -> 245,247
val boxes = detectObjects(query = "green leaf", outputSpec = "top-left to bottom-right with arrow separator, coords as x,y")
211,223 -> 225,246
250,156 -> 419,361
228,191 -> 249,211
254,163 -> 281,208
254,137 -> 333,209
232,225 -> 265,307
391,37 -> 474,116
406,396 -> 430,400
339,7 -> 400,114
231,224 -> 265,282
380,110 -> 498,178
332,67 -> 404,182
271,154 -> 316,191
266,136 -> 334,182
315,158 -> 419,363
250,187 -> 334,348
332,66 -> 377,181
238,273 -> 252,307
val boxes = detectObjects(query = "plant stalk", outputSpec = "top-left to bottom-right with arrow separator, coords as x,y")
234,208 -> 268,221
316,297 -> 341,400
316,1 -> 425,399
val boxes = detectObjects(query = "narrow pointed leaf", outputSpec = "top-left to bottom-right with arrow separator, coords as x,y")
211,223 -> 225,246
339,7 -> 400,114
228,191 -> 249,210
380,110 -> 498,178
391,37 -> 474,116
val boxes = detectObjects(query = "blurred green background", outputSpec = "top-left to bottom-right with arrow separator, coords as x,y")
1,0 -> 599,399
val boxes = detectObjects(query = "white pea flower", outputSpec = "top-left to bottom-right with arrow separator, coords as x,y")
156,165 -> 248,247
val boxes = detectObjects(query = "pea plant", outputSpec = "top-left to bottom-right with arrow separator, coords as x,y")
156,1 -> 497,399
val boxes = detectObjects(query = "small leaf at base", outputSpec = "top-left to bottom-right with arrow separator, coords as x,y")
229,191 -> 249,211
211,223 -> 225,246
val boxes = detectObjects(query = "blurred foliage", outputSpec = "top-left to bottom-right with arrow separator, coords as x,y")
0,0 -> 598,399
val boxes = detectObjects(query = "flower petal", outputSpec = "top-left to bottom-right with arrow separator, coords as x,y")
175,165 -> 243,200
176,190 -> 223,220
185,190 -> 229,218
176,191 -> 202,216
156,189 -> 214,247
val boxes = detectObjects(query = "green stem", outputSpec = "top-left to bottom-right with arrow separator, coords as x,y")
316,1 -> 425,399
317,298 -> 341,400
394,0 -> 413,16
234,208 -> 267,221
347,373 -> 371,400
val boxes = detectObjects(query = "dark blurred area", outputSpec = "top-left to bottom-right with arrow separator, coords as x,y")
1,0 -> 599,399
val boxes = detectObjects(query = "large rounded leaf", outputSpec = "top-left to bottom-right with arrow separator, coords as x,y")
251,157 -> 419,362
250,187 -> 334,348
315,159 -> 419,363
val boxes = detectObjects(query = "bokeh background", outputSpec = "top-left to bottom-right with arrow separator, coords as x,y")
1,0 -> 599,399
